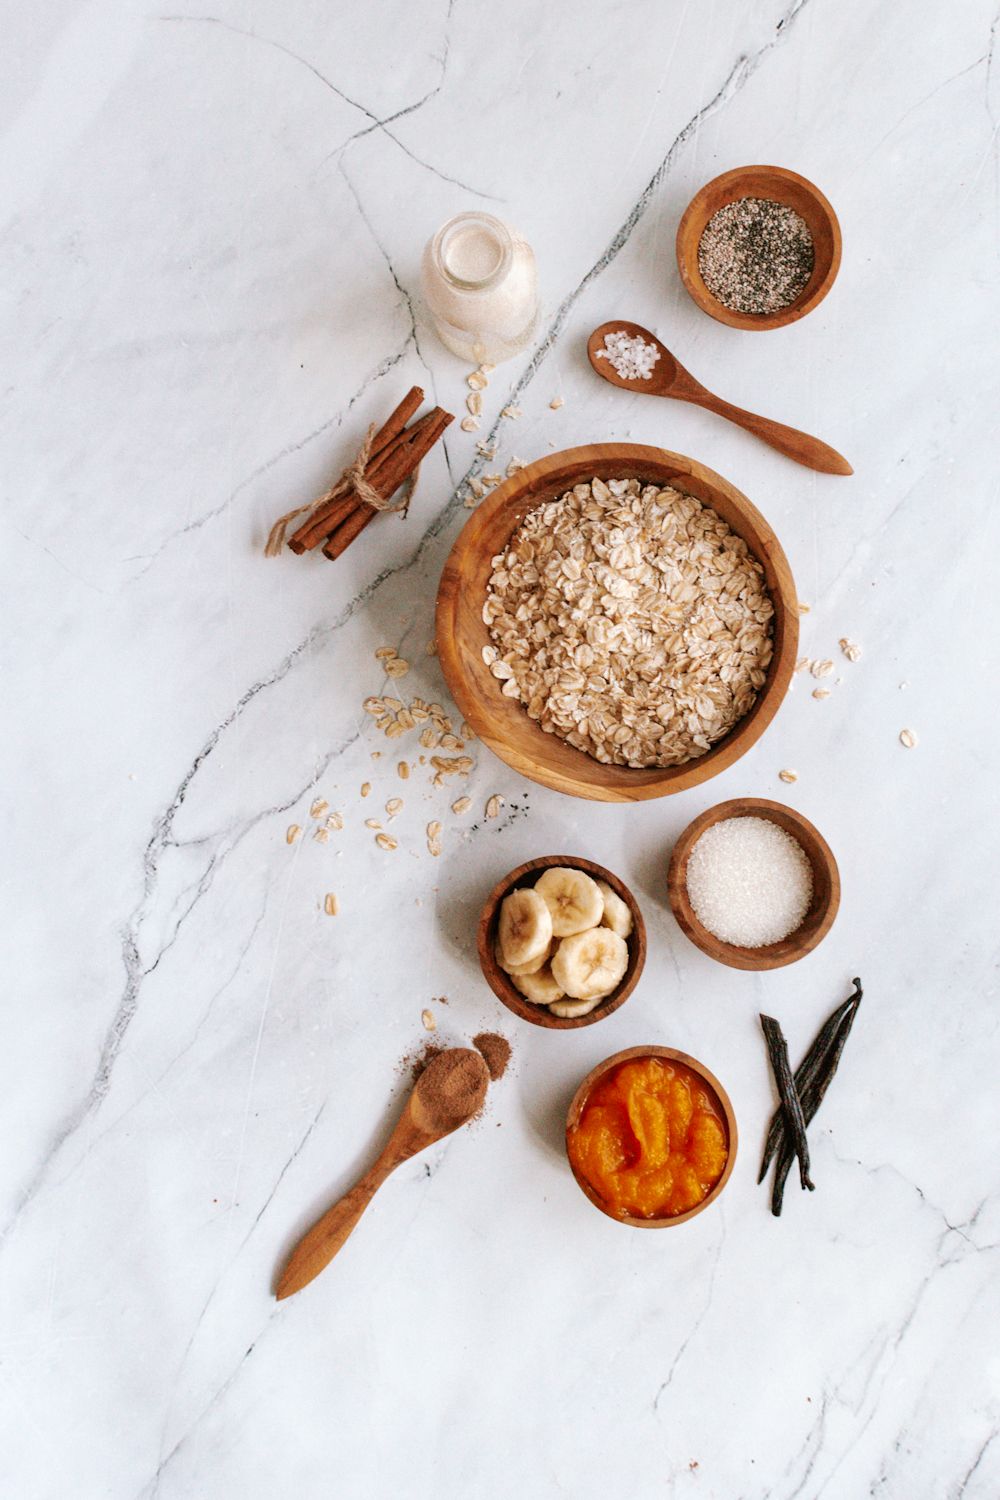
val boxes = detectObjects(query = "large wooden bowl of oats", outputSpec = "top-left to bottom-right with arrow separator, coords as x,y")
436,444 -> 798,802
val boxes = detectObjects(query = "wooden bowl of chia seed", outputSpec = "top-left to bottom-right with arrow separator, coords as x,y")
676,165 -> 841,331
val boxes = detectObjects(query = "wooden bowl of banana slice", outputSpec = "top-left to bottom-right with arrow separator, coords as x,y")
478,855 -> 646,1028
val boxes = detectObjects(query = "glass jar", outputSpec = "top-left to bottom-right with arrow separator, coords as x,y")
421,212 -> 538,365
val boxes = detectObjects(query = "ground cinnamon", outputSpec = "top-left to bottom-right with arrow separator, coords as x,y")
415,1048 -> 489,1131
473,1032 -> 512,1081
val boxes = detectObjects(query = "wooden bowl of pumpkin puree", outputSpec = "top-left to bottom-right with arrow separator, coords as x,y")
566,1046 -> 737,1226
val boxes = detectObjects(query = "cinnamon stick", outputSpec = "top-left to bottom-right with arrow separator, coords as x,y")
285,389 -> 424,554
322,408 -> 453,561
288,411 -> 441,554
368,386 -> 424,460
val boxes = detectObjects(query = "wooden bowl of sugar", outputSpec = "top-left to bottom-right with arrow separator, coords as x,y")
676,165 -> 841,331
436,444 -> 799,802
667,797 -> 840,970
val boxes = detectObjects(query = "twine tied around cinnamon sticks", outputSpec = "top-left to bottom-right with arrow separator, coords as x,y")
264,388 -> 453,561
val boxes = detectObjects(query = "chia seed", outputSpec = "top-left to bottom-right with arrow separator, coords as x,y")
697,197 -> 815,316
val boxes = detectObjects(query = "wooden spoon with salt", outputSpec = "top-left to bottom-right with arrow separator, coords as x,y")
275,1048 -> 489,1299
587,321 -> 852,476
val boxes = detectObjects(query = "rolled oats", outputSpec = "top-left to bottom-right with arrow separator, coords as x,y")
482,478 -> 774,768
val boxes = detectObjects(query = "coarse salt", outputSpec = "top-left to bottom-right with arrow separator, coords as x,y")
685,816 -> 813,948
595,329 -> 661,382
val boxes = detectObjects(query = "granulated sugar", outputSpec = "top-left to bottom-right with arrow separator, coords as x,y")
686,816 -> 813,948
595,329 -> 661,381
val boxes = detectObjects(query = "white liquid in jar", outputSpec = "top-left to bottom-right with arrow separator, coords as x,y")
444,225 -> 504,283
421,212 -> 538,365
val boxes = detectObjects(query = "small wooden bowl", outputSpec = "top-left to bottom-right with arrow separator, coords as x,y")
565,1045 -> 738,1227
436,444 -> 798,802
676,165 -> 842,330
477,855 -> 646,1029
667,797 -> 840,970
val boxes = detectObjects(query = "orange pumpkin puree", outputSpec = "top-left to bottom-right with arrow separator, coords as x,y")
568,1056 -> 728,1219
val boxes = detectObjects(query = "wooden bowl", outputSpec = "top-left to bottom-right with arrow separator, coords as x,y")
436,444 -> 798,802
676,165 -> 842,330
477,855 -> 646,1029
565,1045 -> 738,1227
667,797 -> 840,970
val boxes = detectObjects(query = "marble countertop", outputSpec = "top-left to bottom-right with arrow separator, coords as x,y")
3,3 -> 999,1497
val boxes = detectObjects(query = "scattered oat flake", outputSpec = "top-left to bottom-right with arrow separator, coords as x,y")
797,603 -> 811,615
421,1009 -> 437,1032
426,640 -> 437,655
314,827 -> 330,843
361,782 -> 372,798
310,797 -> 329,819
460,416 -> 480,432
460,721 -> 476,741
386,798 -> 403,817
362,697 -> 383,714
376,833 -> 398,851
398,761 -> 410,780
326,811 -> 344,831
385,658 -> 410,678
467,370 -> 487,390
501,405 -> 522,419
550,395 -> 564,410
451,796 -> 472,815
839,638 -> 862,662
795,657 -> 811,674
426,821 -> 442,840
324,893 -> 339,916
779,769 -> 798,784
374,646 -> 397,660
485,794 -> 505,819
286,824 -> 301,845
476,440 -> 497,458
364,818 -> 382,830
812,688 -> 831,700
466,392 -> 482,416
811,660 -> 834,679
899,728 -> 918,749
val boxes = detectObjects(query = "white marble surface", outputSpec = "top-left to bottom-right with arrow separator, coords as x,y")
3,2 -> 999,1496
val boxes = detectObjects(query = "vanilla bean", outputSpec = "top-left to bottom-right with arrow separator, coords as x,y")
760,1014 -> 814,1194
758,980 -> 862,1182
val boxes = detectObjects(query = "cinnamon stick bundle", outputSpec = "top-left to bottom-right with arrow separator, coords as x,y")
267,387 -> 453,561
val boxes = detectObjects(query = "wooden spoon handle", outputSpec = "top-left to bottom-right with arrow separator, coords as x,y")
683,390 -> 853,476
275,1154 -> 400,1300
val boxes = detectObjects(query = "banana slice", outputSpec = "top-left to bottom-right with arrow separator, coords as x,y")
498,887 -> 553,969
549,993 -> 606,1019
596,879 -> 633,939
495,937 -> 552,977
535,867 -> 604,936
512,963 -> 564,1005
551,927 -> 629,1000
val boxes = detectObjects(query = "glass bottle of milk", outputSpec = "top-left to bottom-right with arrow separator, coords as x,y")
421,212 -> 538,364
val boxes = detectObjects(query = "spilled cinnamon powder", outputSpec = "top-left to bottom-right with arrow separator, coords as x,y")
473,1032 -> 511,1081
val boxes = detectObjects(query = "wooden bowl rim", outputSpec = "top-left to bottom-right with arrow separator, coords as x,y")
666,796 -> 841,970
436,443 -> 799,803
675,164 -> 842,331
477,855 -> 646,1029
565,1045 -> 738,1227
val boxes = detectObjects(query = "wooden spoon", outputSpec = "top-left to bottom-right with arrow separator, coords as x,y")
587,321 -> 852,476
275,1048 -> 489,1300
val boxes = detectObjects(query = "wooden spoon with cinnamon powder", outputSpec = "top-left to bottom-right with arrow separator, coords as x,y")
275,1048 -> 489,1299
